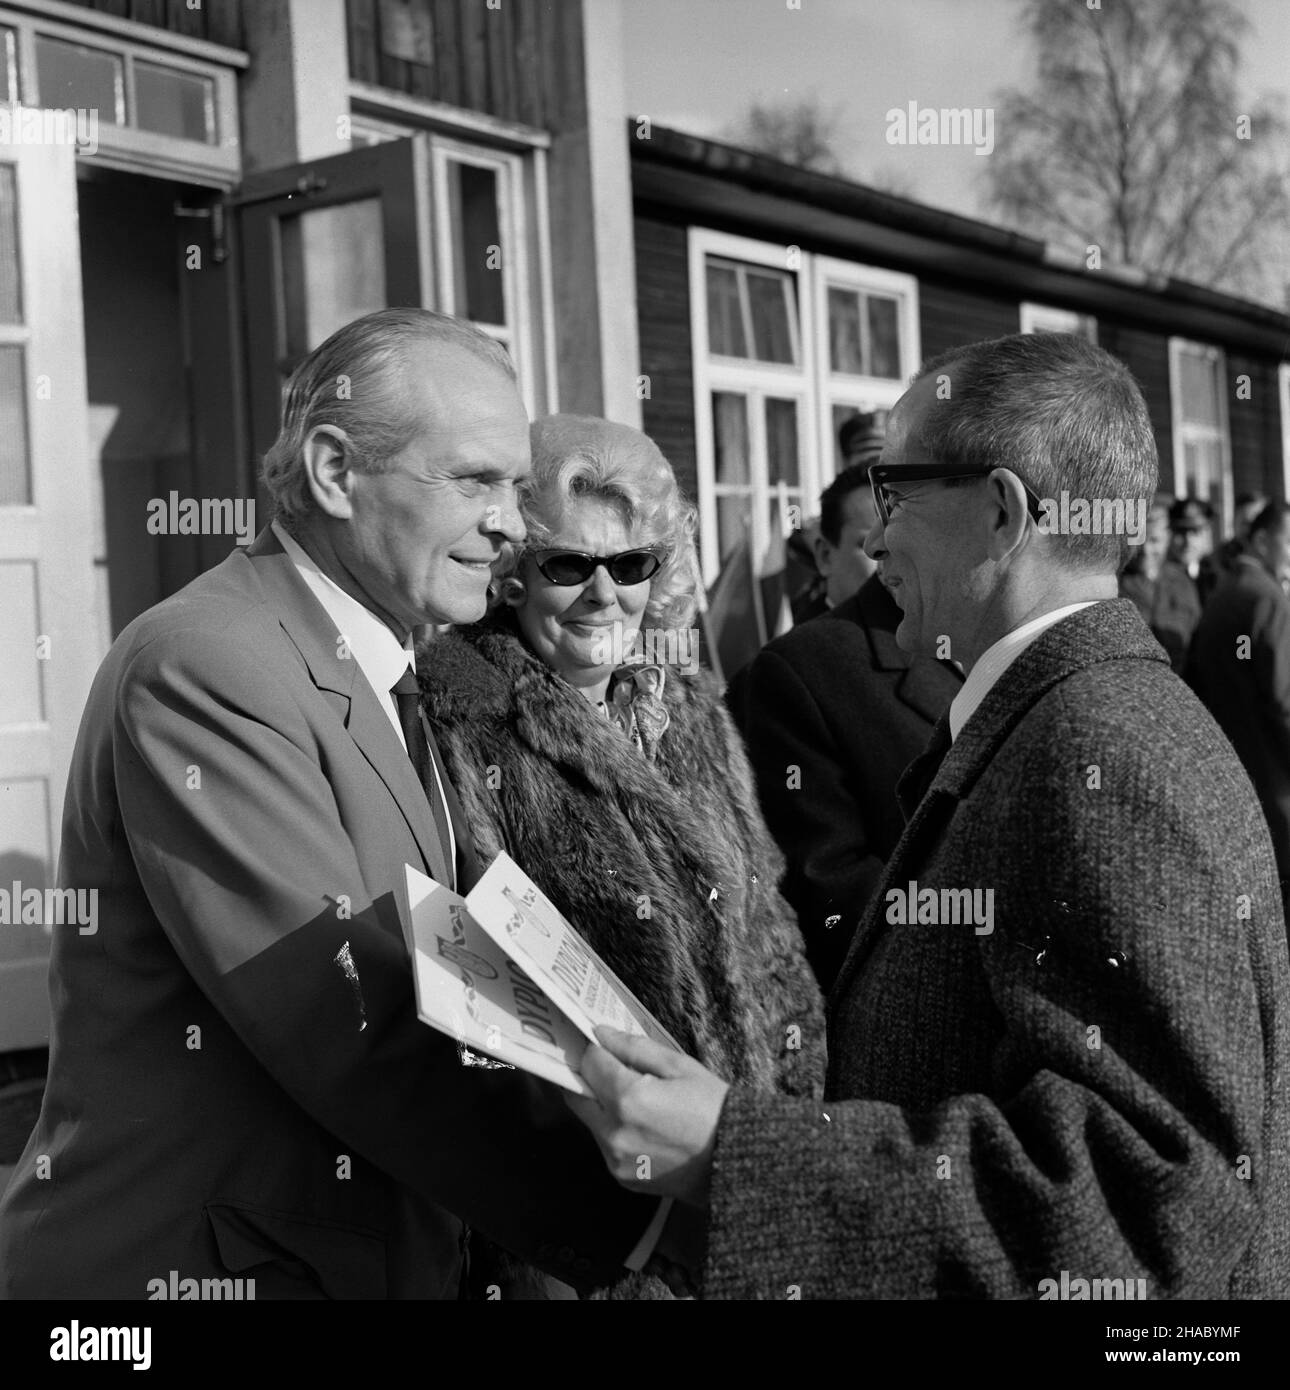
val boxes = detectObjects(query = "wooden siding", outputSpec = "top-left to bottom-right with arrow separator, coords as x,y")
634,212 -> 696,501
1096,322 -> 1174,495
55,0 -> 244,47
917,277 -> 1021,361
346,0 -> 572,130
1227,354 -> 1284,502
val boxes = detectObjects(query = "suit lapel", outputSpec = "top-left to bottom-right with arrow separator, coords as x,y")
243,529 -> 451,887
857,576 -> 962,724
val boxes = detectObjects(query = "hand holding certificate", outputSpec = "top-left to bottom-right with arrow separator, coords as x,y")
400,853 -> 679,1095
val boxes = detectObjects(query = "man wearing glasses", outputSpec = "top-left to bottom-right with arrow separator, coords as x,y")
570,331 -> 1290,1300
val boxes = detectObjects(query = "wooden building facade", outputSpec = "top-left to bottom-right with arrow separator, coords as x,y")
632,125 -> 1290,583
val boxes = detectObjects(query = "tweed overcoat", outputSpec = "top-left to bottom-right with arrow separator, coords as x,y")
417,621 -> 826,1100
702,599 -> 1290,1299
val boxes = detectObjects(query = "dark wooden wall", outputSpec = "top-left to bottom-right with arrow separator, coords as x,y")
1096,322 -> 1174,491
1226,354 -> 1283,502
56,0 -> 244,47
346,0 -> 575,129
635,211 -> 696,502
917,278 -> 1021,362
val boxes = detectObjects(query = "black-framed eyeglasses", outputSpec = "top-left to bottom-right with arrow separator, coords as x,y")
532,547 -> 664,587
868,462 -> 1044,527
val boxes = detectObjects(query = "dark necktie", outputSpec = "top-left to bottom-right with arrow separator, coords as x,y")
895,715 -> 953,821
391,668 -> 455,886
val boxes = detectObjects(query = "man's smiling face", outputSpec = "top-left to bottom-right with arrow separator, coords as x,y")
864,373 -> 989,658
336,340 -> 532,632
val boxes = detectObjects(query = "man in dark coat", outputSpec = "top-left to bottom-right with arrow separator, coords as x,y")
0,310 -> 659,1299
1187,501 -> 1290,888
569,332 -> 1290,1300
1119,494 -> 1201,672
731,571 -> 962,989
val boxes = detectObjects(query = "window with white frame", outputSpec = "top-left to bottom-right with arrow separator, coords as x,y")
690,230 -> 817,586
347,107 -> 553,417
1168,337 -> 1231,527
0,4 -> 241,186
1278,363 -> 1290,505
1019,302 -> 1097,342
816,257 -> 919,474
690,230 -> 921,582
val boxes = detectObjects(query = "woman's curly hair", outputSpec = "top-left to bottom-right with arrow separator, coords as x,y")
492,414 -> 702,630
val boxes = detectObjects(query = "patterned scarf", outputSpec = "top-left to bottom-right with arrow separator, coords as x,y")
597,661 -> 670,762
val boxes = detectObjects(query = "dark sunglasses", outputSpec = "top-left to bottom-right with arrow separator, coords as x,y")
532,547 -> 664,587
868,462 -> 1044,527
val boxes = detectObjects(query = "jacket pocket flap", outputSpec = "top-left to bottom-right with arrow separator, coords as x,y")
205,1202 -> 386,1300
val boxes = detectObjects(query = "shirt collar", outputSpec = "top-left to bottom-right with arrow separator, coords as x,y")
949,601 -> 1099,743
271,520 -> 413,695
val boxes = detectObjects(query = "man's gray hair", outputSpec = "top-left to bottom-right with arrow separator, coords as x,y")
916,333 -> 1159,572
261,308 -> 516,529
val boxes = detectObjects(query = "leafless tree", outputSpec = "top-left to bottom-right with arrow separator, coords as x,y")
983,0 -> 1290,306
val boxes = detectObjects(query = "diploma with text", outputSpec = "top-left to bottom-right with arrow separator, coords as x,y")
401,854 -> 678,1095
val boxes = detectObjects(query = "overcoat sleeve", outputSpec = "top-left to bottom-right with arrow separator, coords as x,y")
114,627 -> 655,1288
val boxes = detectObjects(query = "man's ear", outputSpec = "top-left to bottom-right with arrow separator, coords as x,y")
813,534 -> 834,576
984,469 -> 1033,561
302,425 -> 356,520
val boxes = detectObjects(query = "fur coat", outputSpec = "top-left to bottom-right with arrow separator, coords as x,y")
416,620 -> 825,1100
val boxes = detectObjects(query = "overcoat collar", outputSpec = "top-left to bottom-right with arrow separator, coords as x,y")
829,598 -> 1166,1004
241,526 -> 451,886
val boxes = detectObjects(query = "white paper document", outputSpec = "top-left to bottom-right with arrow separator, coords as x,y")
400,864 -> 593,1096
401,854 -> 679,1093
465,852 -> 681,1051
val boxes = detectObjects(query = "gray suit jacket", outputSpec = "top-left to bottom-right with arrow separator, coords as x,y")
0,529 -> 655,1299
701,600 -> 1290,1299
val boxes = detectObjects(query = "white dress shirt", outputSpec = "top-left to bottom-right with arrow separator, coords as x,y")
271,521 -> 456,885
949,602 -> 1100,743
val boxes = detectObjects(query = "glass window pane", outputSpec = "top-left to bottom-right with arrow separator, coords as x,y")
448,161 -> 505,327
1178,350 -> 1219,425
706,261 -> 747,358
746,269 -> 795,364
0,29 -> 15,107
828,287 -> 863,374
866,294 -> 901,379
0,163 -> 22,325
0,344 -> 31,505
279,199 -> 387,359
135,61 -> 215,144
765,397 -> 799,486
716,492 -> 752,564
35,35 -> 122,124
712,391 -> 749,486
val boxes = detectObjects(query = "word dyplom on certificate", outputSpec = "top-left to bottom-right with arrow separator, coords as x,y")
465,852 -> 680,1052
400,864 -> 593,1095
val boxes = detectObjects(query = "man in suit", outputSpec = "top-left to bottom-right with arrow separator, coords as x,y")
570,332 -> 1290,1299
0,309 -> 659,1298
731,571 -> 962,990
1119,494 -> 1201,672
1187,501 -> 1290,889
